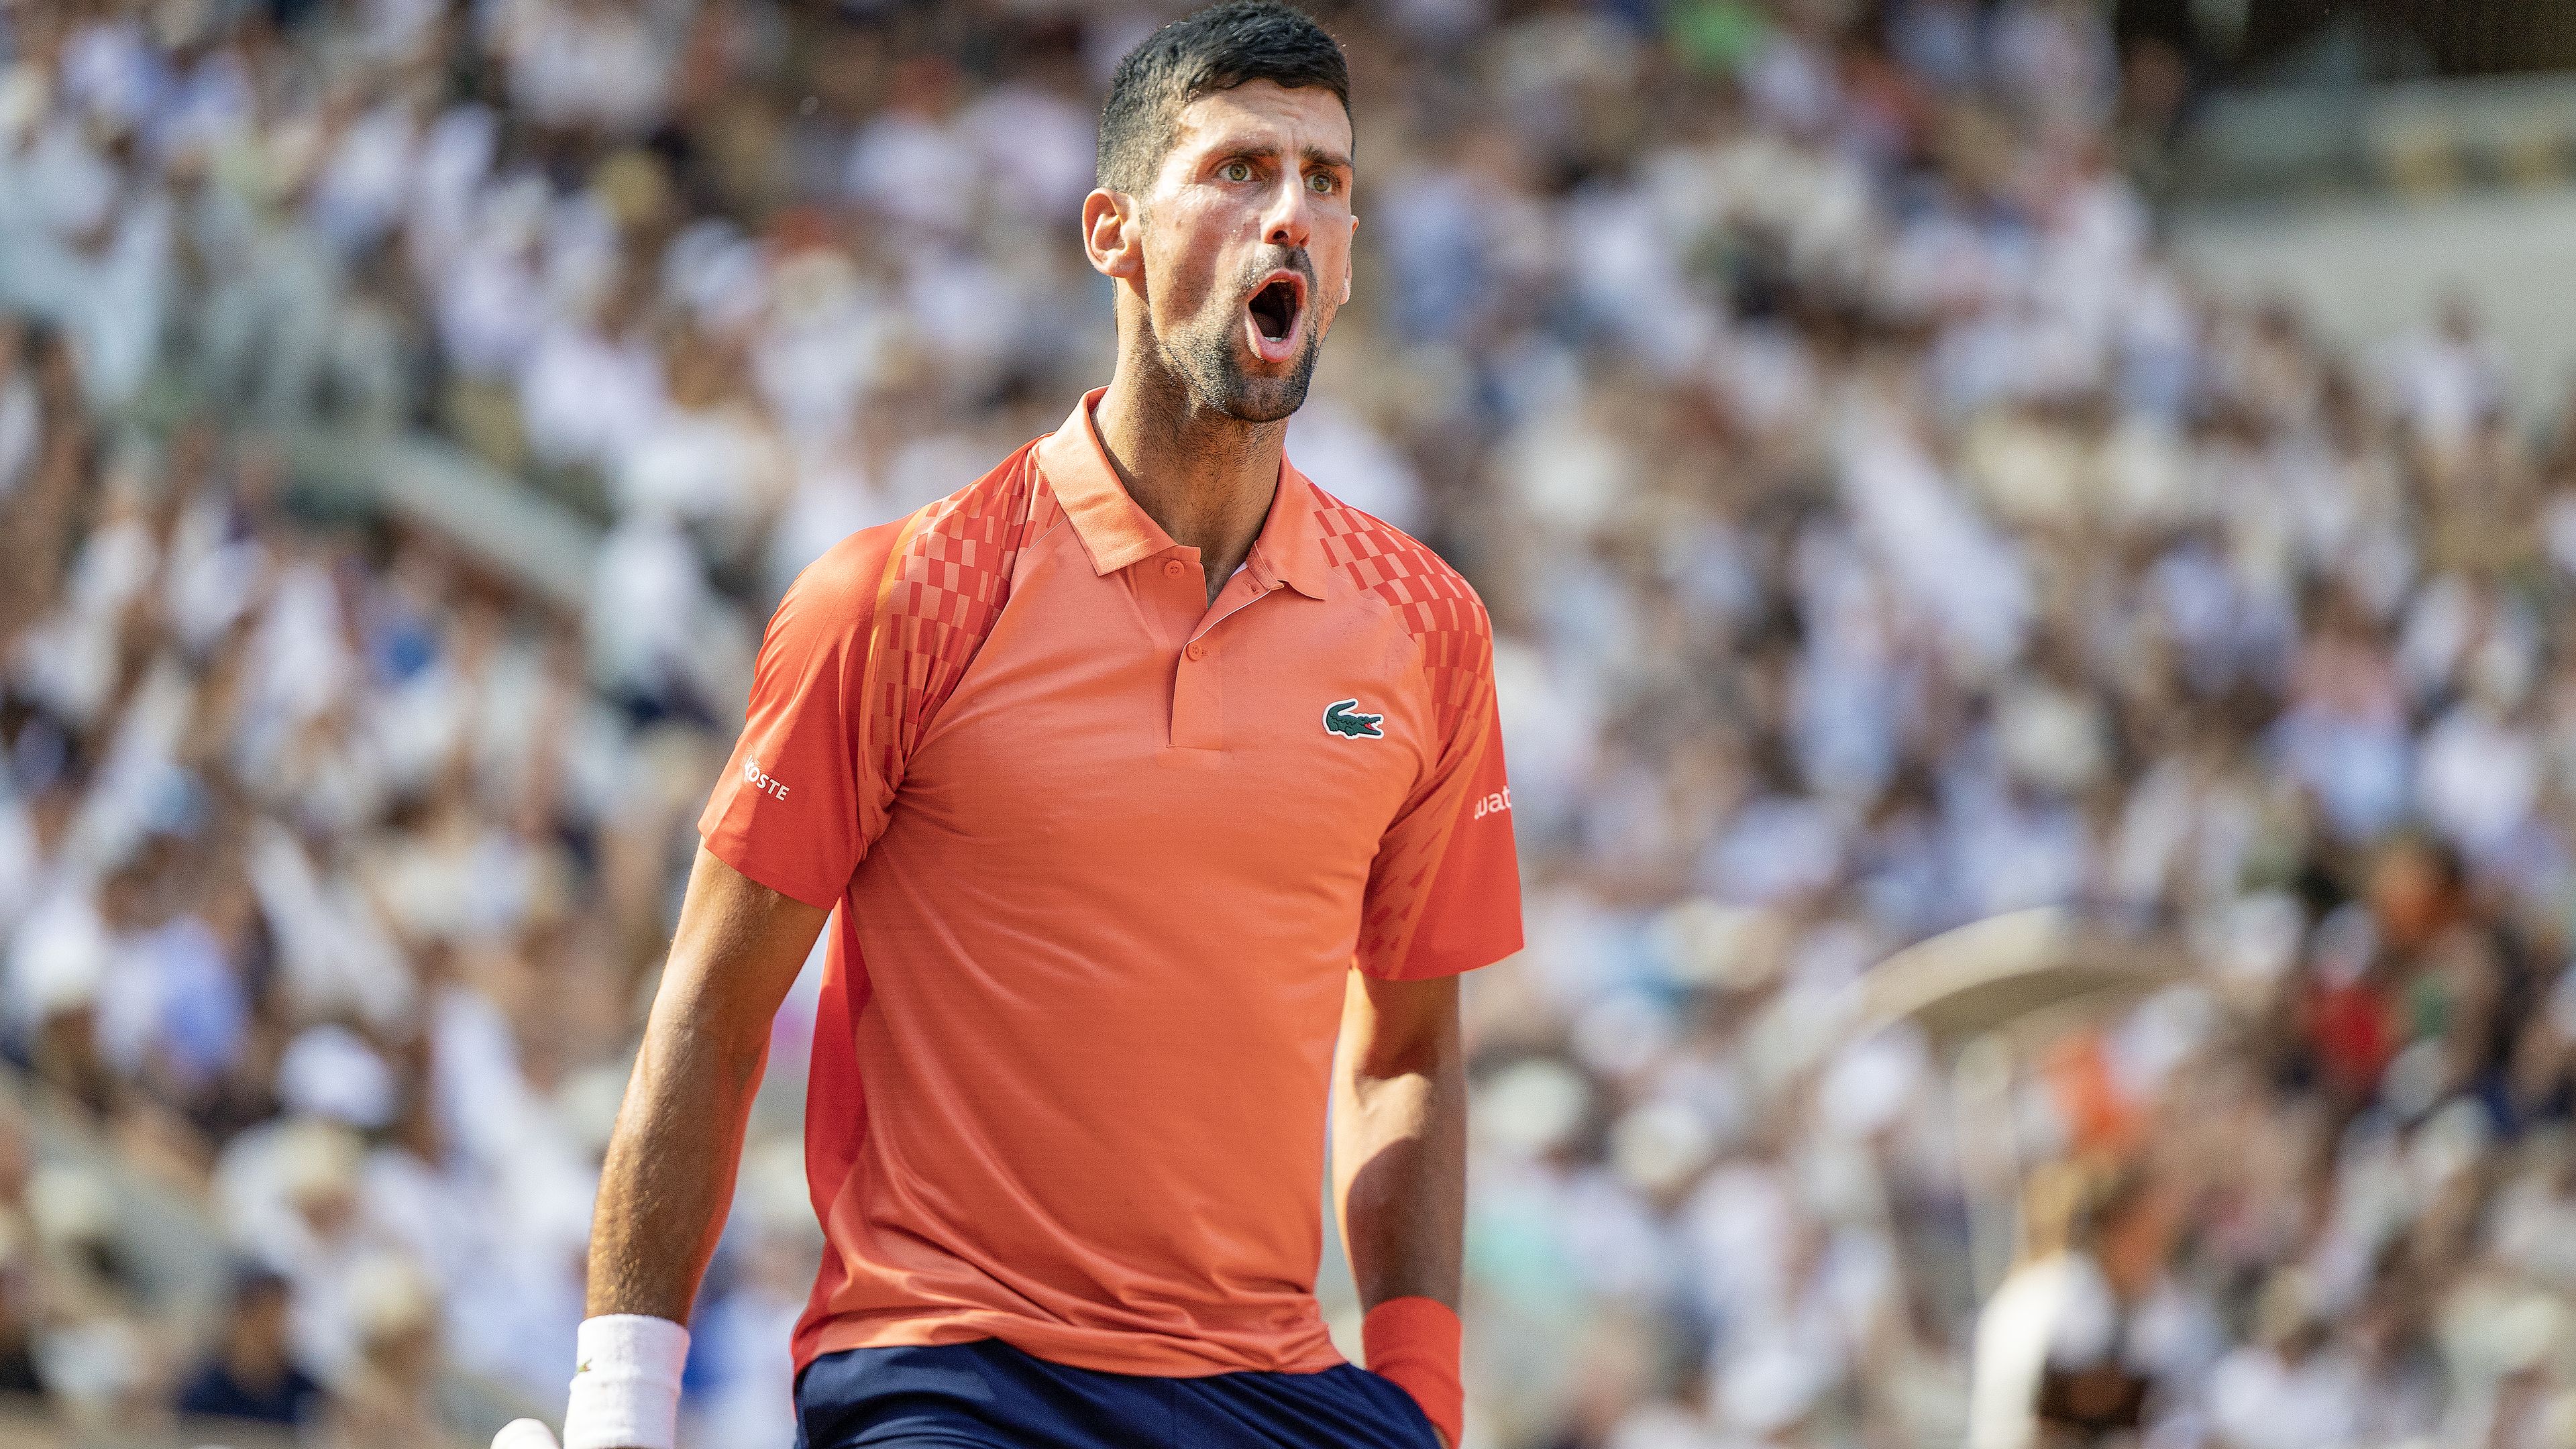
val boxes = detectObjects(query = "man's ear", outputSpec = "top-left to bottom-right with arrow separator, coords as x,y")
1341,214 -> 1356,305
1083,189 -> 1142,282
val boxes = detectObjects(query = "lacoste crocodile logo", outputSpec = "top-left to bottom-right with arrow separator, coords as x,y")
1323,699 -> 1384,739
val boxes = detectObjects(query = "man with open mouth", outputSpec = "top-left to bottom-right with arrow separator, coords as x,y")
500,5 -> 1521,1449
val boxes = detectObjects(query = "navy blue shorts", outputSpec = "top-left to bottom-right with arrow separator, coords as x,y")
792,1339 -> 1442,1449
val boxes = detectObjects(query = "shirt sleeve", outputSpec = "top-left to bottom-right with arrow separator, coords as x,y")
698,529 -> 896,910
1356,636 -> 1524,980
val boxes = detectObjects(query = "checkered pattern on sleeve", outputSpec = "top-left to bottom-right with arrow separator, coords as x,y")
857,445 -> 1047,814
1310,488 -> 1500,972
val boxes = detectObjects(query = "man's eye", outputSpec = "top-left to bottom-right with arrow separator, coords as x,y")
1307,172 -> 1336,194
1222,162 -> 1253,182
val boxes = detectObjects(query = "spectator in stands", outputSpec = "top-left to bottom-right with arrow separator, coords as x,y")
175,1265 -> 321,1426
1967,1161 -> 2193,1449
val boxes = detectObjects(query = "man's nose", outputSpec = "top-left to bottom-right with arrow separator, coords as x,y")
1262,176 -> 1312,250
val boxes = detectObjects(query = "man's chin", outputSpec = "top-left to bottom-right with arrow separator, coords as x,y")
1210,375 -> 1311,424
1155,325 -> 1322,423
1206,345 -> 1322,423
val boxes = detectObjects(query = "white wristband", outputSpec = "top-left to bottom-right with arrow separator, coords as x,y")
564,1314 -> 689,1449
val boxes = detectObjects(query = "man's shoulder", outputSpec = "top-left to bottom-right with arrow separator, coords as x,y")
782,439 -> 1048,631
1305,484 -> 1495,737
786,519 -> 907,617
1306,484 -> 1493,649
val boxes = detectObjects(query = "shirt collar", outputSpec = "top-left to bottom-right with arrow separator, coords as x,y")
1036,387 -> 1330,602
1254,458 -> 1330,601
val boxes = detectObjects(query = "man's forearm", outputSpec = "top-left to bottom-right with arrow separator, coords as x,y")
527,851 -> 821,1449
584,847 -> 826,1323
586,981 -> 771,1320
1331,972 -> 1465,1309
1333,971 -> 1468,1449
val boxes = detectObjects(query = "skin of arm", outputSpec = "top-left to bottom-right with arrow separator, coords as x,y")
1330,968 -> 1466,1446
585,845 -> 828,1326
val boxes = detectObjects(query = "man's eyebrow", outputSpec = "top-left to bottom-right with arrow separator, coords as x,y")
1197,134 -> 1354,172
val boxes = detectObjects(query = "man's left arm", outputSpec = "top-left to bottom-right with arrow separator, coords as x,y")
1339,601 -> 1522,1449
1334,968 -> 1466,1449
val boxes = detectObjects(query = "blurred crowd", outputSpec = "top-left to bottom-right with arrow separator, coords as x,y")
11,0 -> 2576,1446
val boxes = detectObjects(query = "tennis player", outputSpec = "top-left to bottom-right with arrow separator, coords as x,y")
498,5 -> 1520,1446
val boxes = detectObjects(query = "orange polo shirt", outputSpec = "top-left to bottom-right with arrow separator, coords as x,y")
699,389 -> 1522,1379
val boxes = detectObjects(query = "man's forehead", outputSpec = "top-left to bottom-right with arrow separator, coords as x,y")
1167,79 -> 1353,162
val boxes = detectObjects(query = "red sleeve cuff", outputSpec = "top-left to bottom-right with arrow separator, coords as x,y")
1362,1297 -> 1462,1449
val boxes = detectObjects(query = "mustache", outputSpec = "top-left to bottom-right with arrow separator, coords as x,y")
1242,248 -> 1317,294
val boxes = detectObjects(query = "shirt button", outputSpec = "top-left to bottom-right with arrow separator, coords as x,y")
1165,560 -> 1186,578
1186,641 -> 1206,660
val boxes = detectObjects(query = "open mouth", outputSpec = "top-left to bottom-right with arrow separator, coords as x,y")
1244,272 -> 1307,363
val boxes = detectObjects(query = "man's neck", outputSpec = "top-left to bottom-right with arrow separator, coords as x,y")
1090,362 -> 1283,606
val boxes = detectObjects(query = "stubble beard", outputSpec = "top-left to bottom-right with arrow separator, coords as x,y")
1150,264 -> 1324,425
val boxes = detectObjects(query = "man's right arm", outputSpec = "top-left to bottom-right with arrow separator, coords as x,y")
501,845 -> 825,1449
588,844 -> 826,1327
504,529 -> 899,1449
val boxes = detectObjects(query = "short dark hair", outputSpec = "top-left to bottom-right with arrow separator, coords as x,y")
1095,2 -> 1350,195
